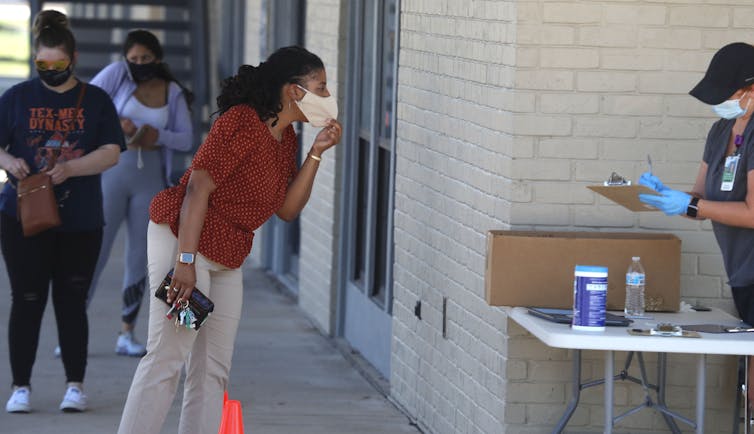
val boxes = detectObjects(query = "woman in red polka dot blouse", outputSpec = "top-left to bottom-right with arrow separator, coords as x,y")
117,46 -> 342,434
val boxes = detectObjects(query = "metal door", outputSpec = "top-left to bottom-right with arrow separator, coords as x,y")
337,0 -> 398,378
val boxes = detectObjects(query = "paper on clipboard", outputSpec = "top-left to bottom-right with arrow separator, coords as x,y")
588,184 -> 661,212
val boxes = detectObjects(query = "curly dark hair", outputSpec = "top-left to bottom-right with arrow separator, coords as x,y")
33,10 -> 75,59
216,46 -> 325,126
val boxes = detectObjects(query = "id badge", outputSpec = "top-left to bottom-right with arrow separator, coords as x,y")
721,154 -> 740,191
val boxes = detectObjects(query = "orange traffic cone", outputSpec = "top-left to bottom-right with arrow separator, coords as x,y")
218,390 -> 245,434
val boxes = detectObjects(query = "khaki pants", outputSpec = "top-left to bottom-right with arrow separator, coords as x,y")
118,222 -> 243,434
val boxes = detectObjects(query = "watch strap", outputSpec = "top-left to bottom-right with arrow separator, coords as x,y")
686,196 -> 700,218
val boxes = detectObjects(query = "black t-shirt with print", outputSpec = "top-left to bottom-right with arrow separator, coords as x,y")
0,78 -> 125,231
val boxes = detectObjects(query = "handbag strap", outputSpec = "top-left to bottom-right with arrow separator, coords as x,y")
48,82 -> 87,170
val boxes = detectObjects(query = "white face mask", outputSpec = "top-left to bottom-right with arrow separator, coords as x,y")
712,91 -> 749,119
295,85 -> 338,127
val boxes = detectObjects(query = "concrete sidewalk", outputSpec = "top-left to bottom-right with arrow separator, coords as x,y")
0,226 -> 420,434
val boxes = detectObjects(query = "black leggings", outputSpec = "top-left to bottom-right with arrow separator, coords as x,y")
0,213 -> 102,386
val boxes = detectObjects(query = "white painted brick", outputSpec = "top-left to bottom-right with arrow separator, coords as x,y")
604,4 -> 667,24
515,70 -> 574,91
539,138 -> 599,159
602,95 -> 664,116
703,30 -> 754,50
601,49 -> 664,71
512,158 -> 571,181
573,205 -> 636,228
540,48 -> 599,69
532,182 -> 594,205
512,114 -> 572,136
733,7 -> 754,28
576,71 -> 636,92
510,203 -> 572,225
517,24 -> 575,45
539,93 -> 599,114
512,47 -> 539,68
640,28 -> 702,49
543,2 -> 602,24
388,2 -> 752,434
639,118 -> 712,140
574,117 -> 636,138
579,26 -> 638,48
516,2 -> 541,23
669,6 -> 729,27
638,71 -> 700,94
665,95 -> 716,117
699,254 -> 725,276
437,56 -> 487,83
574,160 -> 635,183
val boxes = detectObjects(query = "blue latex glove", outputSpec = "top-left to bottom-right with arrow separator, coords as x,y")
638,171 -> 669,192
639,189 -> 691,215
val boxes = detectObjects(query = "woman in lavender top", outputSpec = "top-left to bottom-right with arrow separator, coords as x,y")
89,29 -> 193,356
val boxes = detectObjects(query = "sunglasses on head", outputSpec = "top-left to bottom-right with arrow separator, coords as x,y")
34,59 -> 70,72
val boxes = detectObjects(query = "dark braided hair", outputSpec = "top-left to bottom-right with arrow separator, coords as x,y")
124,29 -> 194,108
216,46 -> 324,126
33,10 -> 75,58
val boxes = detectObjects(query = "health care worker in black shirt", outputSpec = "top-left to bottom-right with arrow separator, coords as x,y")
638,42 -> 754,407
0,10 -> 124,414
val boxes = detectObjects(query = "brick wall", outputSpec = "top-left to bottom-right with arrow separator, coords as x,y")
295,0 -> 348,334
392,0 -> 748,433
392,1 -> 515,433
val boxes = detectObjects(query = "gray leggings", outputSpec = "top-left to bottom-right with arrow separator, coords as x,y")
88,149 -> 165,325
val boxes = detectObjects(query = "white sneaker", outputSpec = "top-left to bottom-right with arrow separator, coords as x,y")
6,386 -> 31,413
59,386 -> 87,412
115,332 -> 147,357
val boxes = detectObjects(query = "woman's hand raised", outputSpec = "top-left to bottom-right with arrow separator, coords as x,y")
311,119 -> 342,156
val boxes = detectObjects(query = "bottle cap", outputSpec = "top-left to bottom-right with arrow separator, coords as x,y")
632,256 -> 640,260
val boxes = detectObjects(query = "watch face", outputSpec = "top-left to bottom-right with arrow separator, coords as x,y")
179,253 -> 195,264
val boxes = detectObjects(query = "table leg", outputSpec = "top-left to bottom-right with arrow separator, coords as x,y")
553,349 -> 582,434
605,351 -> 614,434
657,353 -> 682,434
747,355 -> 750,434
696,354 -> 705,434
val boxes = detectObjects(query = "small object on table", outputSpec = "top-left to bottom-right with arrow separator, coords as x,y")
650,323 -> 683,336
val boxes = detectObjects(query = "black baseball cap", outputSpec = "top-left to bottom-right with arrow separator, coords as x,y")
689,42 -> 754,105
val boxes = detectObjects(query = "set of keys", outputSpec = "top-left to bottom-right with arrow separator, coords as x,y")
166,300 -> 197,330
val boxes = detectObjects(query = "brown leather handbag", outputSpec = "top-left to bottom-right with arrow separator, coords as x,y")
17,171 -> 60,236
16,83 -> 86,237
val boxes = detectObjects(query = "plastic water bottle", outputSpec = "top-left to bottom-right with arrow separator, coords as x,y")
625,256 -> 645,317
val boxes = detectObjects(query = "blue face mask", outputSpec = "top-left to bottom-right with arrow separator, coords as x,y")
712,92 -> 749,119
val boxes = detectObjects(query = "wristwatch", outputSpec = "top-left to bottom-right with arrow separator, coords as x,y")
177,252 -> 196,265
686,197 -> 700,218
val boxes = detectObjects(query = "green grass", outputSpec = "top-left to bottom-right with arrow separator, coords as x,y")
0,19 -> 29,78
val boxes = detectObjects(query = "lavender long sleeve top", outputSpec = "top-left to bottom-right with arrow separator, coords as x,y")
90,61 -> 193,185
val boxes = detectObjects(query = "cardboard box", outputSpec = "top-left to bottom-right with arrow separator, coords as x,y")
485,231 -> 681,312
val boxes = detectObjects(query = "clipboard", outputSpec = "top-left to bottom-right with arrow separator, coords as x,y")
526,307 -> 633,327
588,184 -> 661,212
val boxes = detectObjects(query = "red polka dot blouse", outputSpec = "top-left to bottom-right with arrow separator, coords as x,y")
150,104 -> 298,269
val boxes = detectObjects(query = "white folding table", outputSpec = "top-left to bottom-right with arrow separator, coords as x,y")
510,307 -> 754,434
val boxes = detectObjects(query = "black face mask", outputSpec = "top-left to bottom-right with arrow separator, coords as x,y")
38,67 -> 72,87
128,61 -> 161,82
